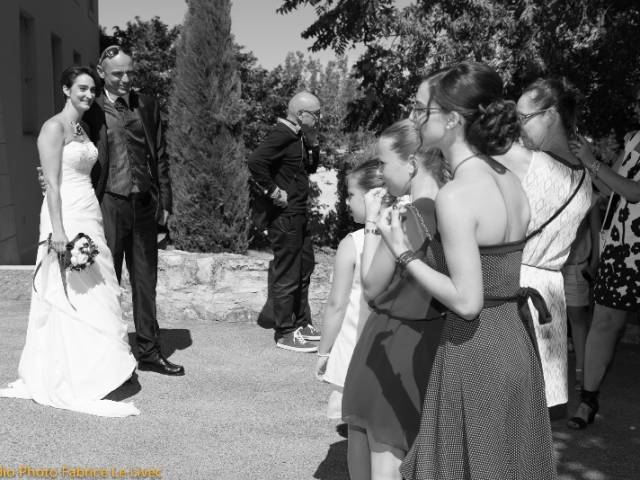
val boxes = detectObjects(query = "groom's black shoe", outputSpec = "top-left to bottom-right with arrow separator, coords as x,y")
138,353 -> 185,376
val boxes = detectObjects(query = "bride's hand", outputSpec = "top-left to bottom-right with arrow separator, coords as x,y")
377,205 -> 411,257
50,231 -> 69,254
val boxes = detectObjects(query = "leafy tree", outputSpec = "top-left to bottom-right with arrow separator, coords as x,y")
167,0 -> 250,253
279,0 -> 640,141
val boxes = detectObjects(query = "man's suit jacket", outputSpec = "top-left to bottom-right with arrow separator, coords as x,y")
85,91 -> 172,214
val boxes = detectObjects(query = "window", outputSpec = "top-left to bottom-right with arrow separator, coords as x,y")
51,34 -> 63,112
19,12 -> 37,135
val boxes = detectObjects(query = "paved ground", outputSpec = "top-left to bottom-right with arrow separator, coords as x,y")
0,299 -> 638,479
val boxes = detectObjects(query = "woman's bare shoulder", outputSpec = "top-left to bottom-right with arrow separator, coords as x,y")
39,115 -> 66,139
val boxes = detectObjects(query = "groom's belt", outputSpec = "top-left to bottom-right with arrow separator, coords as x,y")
106,190 -> 152,203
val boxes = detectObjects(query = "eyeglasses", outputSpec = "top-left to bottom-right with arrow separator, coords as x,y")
409,99 -> 442,116
99,45 -> 128,64
300,109 -> 322,122
517,108 -> 550,124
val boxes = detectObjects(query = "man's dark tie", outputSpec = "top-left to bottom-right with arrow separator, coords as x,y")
114,97 -> 128,113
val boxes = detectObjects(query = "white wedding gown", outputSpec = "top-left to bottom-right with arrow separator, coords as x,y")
0,140 -> 139,417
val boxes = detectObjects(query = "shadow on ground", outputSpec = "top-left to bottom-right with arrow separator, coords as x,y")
128,328 -> 192,359
313,440 -> 348,480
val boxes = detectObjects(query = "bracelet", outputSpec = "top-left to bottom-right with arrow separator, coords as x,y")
317,352 -> 330,358
365,219 -> 377,226
364,227 -> 380,235
396,250 -> 419,268
589,160 -> 602,178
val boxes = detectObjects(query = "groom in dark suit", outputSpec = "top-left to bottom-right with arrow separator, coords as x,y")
85,45 -> 184,376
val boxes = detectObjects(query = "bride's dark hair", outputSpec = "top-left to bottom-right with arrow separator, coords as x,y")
60,66 -> 99,91
431,61 -> 520,157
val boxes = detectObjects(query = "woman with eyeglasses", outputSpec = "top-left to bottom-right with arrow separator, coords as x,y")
492,78 -> 593,417
565,84 -> 640,430
341,119 -> 447,480
388,61 -> 556,480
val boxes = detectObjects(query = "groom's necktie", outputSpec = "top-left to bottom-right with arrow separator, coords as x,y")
114,97 -> 128,113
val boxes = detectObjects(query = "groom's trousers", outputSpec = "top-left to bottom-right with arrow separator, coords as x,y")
268,213 -> 315,341
101,191 -> 161,359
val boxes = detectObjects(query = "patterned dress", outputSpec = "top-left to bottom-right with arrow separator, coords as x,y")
342,198 -> 446,452
401,239 -> 557,480
520,151 -> 592,407
594,131 -> 640,310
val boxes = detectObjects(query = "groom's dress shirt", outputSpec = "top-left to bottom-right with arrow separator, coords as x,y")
103,89 -> 152,197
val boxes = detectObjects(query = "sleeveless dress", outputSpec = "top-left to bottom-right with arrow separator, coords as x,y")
323,229 -> 370,419
0,140 -> 139,417
594,131 -> 640,310
401,238 -> 556,479
520,151 -> 592,407
342,198 -> 446,452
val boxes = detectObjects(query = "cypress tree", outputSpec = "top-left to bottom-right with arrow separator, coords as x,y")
167,0 -> 250,252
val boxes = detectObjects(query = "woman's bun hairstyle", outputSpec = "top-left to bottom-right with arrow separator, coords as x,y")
432,61 -> 520,156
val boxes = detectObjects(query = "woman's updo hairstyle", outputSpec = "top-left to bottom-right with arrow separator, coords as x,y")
60,65 -> 99,91
380,119 -> 449,186
521,77 -> 580,134
431,61 -> 520,156
348,157 -> 384,192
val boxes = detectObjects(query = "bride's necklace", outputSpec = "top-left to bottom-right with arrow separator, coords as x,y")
452,154 -> 478,178
70,121 -> 85,138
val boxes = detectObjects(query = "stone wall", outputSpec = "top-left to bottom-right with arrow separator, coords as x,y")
3,249 -> 640,344
119,249 -> 333,326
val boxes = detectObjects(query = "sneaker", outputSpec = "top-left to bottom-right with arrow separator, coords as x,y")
276,328 -> 318,353
299,324 -> 321,341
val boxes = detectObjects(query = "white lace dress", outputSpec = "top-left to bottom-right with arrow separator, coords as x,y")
0,141 -> 139,417
521,151 -> 592,407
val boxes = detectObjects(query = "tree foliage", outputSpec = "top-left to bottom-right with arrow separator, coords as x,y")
279,0 -> 640,141
167,0 -> 251,253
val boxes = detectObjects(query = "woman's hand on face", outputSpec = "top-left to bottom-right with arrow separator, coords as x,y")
377,205 -> 411,257
363,187 -> 387,221
569,134 -> 596,165
50,231 -> 69,254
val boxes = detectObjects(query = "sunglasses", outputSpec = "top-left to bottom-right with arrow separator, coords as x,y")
300,109 -> 322,121
99,45 -> 128,64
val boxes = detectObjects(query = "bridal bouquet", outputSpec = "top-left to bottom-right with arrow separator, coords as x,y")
33,233 -> 99,310
65,233 -> 99,271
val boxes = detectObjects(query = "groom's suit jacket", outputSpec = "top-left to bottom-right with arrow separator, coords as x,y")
86,91 -> 172,214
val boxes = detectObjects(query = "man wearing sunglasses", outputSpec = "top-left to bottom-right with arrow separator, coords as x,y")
248,91 -> 322,352
85,45 -> 183,376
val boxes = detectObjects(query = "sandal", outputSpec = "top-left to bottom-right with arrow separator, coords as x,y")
567,389 -> 599,429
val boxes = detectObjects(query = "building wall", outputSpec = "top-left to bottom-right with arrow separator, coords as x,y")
0,0 -> 99,264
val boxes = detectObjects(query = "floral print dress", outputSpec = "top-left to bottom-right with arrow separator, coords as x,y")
594,131 -> 640,311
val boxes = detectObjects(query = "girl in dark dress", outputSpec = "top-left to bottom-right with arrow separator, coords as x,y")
342,119 -> 447,480
379,62 -> 556,479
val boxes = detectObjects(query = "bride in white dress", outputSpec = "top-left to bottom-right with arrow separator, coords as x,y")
0,66 -> 139,417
